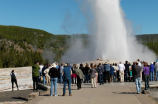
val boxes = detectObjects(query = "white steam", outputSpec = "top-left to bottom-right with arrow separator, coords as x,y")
61,0 -> 156,63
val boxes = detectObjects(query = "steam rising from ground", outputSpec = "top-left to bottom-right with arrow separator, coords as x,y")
61,0 -> 156,63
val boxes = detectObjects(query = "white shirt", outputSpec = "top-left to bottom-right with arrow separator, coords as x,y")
138,62 -> 141,66
39,65 -> 44,72
118,64 -> 125,71
10,72 -> 17,76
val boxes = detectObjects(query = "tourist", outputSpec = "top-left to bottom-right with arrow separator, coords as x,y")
118,62 -> 125,82
59,63 -> 64,84
143,62 -> 150,90
10,70 -> 19,91
71,64 -> 77,86
49,63 -> 58,96
134,61 -> 142,94
32,60 -> 40,91
90,64 -> 97,88
62,63 -> 72,96
79,64 -> 85,83
137,59 -> 141,66
44,64 -> 52,86
150,62 -> 155,81
132,62 -> 136,82
97,63 -> 104,85
42,64 -> 48,85
104,61 -> 110,83
94,64 -> 98,85
39,63 -> 44,82
141,61 -> 144,81
113,63 -> 118,82
110,64 -> 114,83
124,61 -> 131,82
75,64 -> 84,90
85,63 -> 90,83
155,60 -> 158,81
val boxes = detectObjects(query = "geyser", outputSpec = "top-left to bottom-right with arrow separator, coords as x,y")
61,0 -> 156,63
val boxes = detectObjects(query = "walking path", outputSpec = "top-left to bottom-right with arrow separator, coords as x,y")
26,82 -> 157,104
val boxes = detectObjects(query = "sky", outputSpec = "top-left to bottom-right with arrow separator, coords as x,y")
0,0 -> 158,35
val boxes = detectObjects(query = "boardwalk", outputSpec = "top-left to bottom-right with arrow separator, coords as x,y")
26,83 -> 157,104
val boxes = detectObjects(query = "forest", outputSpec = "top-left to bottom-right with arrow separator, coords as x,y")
0,25 -> 158,68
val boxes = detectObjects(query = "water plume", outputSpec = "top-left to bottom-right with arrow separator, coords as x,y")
61,0 -> 156,63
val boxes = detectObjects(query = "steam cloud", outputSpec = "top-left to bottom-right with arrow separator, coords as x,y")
61,0 -> 156,63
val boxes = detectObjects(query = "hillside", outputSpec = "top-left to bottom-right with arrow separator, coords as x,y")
0,25 -> 71,68
0,25 -> 157,68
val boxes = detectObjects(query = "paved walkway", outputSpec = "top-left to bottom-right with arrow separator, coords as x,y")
26,83 -> 157,104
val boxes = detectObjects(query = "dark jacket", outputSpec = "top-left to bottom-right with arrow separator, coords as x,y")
97,65 -> 104,75
32,64 -> 40,77
124,63 -> 131,72
134,65 -> 141,78
49,67 -> 58,78
110,66 -> 114,75
85,66 -> 90,74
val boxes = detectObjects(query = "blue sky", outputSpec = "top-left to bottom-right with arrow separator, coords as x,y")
0,0 -> 158,35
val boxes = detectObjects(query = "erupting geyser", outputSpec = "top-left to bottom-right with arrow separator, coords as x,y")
61,0 -> 156,63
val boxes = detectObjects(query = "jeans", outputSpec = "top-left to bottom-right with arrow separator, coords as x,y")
105,71 -> 110,83
135,77 -> 141,93
43,75 -> 46,85
85,74 -> 89,83
125,72 -> 130,82
144,75 -> 149,90
150,71 -> 154,81
33,76 -> 39,90
156,70 -> 158,81
50,78 -> 58,96
99,74 -> 104,84
63,77 -> 71,95
113,72 -> 117,82
60,73 -> 63,84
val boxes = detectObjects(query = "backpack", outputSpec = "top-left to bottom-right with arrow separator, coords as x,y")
11,73 -> 16,80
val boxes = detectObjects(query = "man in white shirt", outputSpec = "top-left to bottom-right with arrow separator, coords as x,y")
118,62 -> 125,82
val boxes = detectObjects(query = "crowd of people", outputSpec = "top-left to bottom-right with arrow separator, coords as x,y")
11,59 -> 158,95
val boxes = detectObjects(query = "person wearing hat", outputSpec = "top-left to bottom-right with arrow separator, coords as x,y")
103,61 -> 110,83
155,60 -> 158,81
150,62 -> 155,81
134,61 -> 142,94
32,60 -> 40,91
62,63 -> 72,96
49,63 -> 59,96
10,70 -> 19,91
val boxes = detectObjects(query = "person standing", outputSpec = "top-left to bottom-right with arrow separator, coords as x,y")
104,61 -> 110,83
59,63 -> 64,84
113,63 -> 118,82
132,62 -> 136,82
155,60 -> 158,81
75,64 -> 84,90
150,62 -> 155,81
42,64 -> 48,85
10,70 -> 19,91
32,60 -> 40,91
39,63 -> 44,82
49,63 -> 59,96
143,62 -> 150,90
85,63 -> 90,83
90,64 -> 97,88
124,61 -> 131,82
97,63 -> 104,85
62,63 -> 72,96
110,64 -> 114,83
134,62 -> 142,94
44,64 -> 52,86
118,62 -> 125,82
